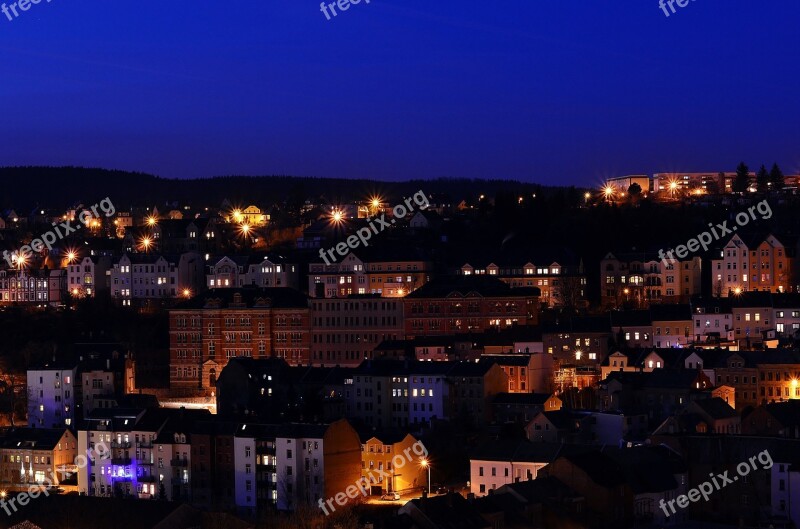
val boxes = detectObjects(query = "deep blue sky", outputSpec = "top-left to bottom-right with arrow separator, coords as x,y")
1,1 -> 798,185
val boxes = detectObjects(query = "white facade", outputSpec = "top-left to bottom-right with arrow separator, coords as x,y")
470,458 -> 546,496
81,370 -> 115,413
27,366 -> 76,429
774,308 -> 800,338
207,256 -> 296,289
275,435 -> 325,511
233,435 -> 263,515
110,254 -> 178,303
693,309 -> 733,342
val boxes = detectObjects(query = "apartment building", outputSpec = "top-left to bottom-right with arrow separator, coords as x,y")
0,428 -> 77,490
169,288 -> 311,395
404,276 -> 539,338
470,440 -> 564,497
651,304 -> 693,348
308,250 -> 431,298
360,433 -> 426,495
542,316 -> 611,369
692,298 -> 734,344
78,407 -> 209,500
0,268 -> 66,307
27,362 -> 77,429
653,172 -> 741,195
206,255 -> 298,290
66,255 -> 111,297
480,353 -> 553,393
711,233 -> 793,297
274,420 -> 361,511
310,295 -> 404,366
601,252 -> 701,308
458,251 -> 586,308
110,252 -> 204,306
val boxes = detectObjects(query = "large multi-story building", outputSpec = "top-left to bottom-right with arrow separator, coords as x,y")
0,428 -> 77,490
0,268 -> 66,307
601,251 -> 702,308
206,255 -> 298,290
711,233 -> 794,297
110,252 -> 204,306
310,295 -> 404,366
308,250 -> 432,298
77,408 -> 208,501
66,255 -> 112,298
457,252 -> 586,308
169,288 -> 311,395
27,362 -> 77,429
403,276 -> 539,338
652,172 -> 743,195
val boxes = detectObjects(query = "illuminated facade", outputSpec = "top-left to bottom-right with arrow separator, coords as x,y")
711,233 -> 793,297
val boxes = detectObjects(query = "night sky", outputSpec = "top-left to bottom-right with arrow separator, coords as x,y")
1,0 -> 798,185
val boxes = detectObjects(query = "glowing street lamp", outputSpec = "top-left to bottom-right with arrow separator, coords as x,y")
330,209 -> 345,225
420,458 -> 431,494
140,236 -> 152,252
146,216 -> 158,227
182,288 -> 192,298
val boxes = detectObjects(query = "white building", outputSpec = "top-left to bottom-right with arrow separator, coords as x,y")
110,252 -> 203,304
27,363 -> 77,429
77,408 -> 205,500
469,440 -> 560,496
207,255 -> 298,290
67,255 -> 111,297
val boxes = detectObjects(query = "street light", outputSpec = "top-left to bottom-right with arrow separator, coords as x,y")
420,458 -> 431,494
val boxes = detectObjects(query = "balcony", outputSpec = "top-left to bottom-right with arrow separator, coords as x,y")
170,458 -> 189,467
111,457 -> 132,465
138,441 -> 153,449
111,441 -> 131,449
139,475 -> 157,483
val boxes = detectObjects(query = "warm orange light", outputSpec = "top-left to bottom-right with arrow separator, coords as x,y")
141,236 -> 152,251
146,216 -> 157,227
330,209 -> 344,224
182,288 -> 191,298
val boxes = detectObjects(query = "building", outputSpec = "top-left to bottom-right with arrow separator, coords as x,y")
0,268 -> 66,307
27,361 -> 78,429
711,233 -> 794,297
469,440 -> 564,497
404,276 -> 539,338
66,255 -> 111,298
653,172 -> 742,195
110,252 -> 204,306
601,251 -> 702,308
360,433 -> 426,495
77,407 -> 210,500
310,295 -> 404,366
480,353 -> 553,393
169,288 -> 311,395
651,304 -> 693,348
206,255 -> 298,290
0,428 -> 77,490
308,250 -> 431,298
490,392 -> 562,424
542,316 -> 611,369
457,250 -> 586,308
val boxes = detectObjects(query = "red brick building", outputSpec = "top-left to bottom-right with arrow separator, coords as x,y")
169,288 -> 310,396
403,277 -> 539,338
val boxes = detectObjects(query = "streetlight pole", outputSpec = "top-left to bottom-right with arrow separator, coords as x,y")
421,458 -> 431,494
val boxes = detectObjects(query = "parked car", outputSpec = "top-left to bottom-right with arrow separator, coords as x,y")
381,492 -> 401,501
435,486 -> 448,494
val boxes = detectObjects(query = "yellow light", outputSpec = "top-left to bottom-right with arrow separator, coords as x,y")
330,209 -> 344,223
240,224 -> 251,235
371,198 -> 381,208
420,458 -> 429,468
72,288 -> 79,296
67,251 -> 76,262
141,236 -> 152,251
147,216 -> 157,227
182,288 -> 191,298
584,192 -> 591,199
604,186 -> 614,197
669,181 -> 678,191
734,287 -> 742,295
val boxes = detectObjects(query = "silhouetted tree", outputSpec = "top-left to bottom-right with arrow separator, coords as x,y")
628,183 -> 642,197
770,163 -> 785,190
733,162 -> 750,193
756,164 -> 770,192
